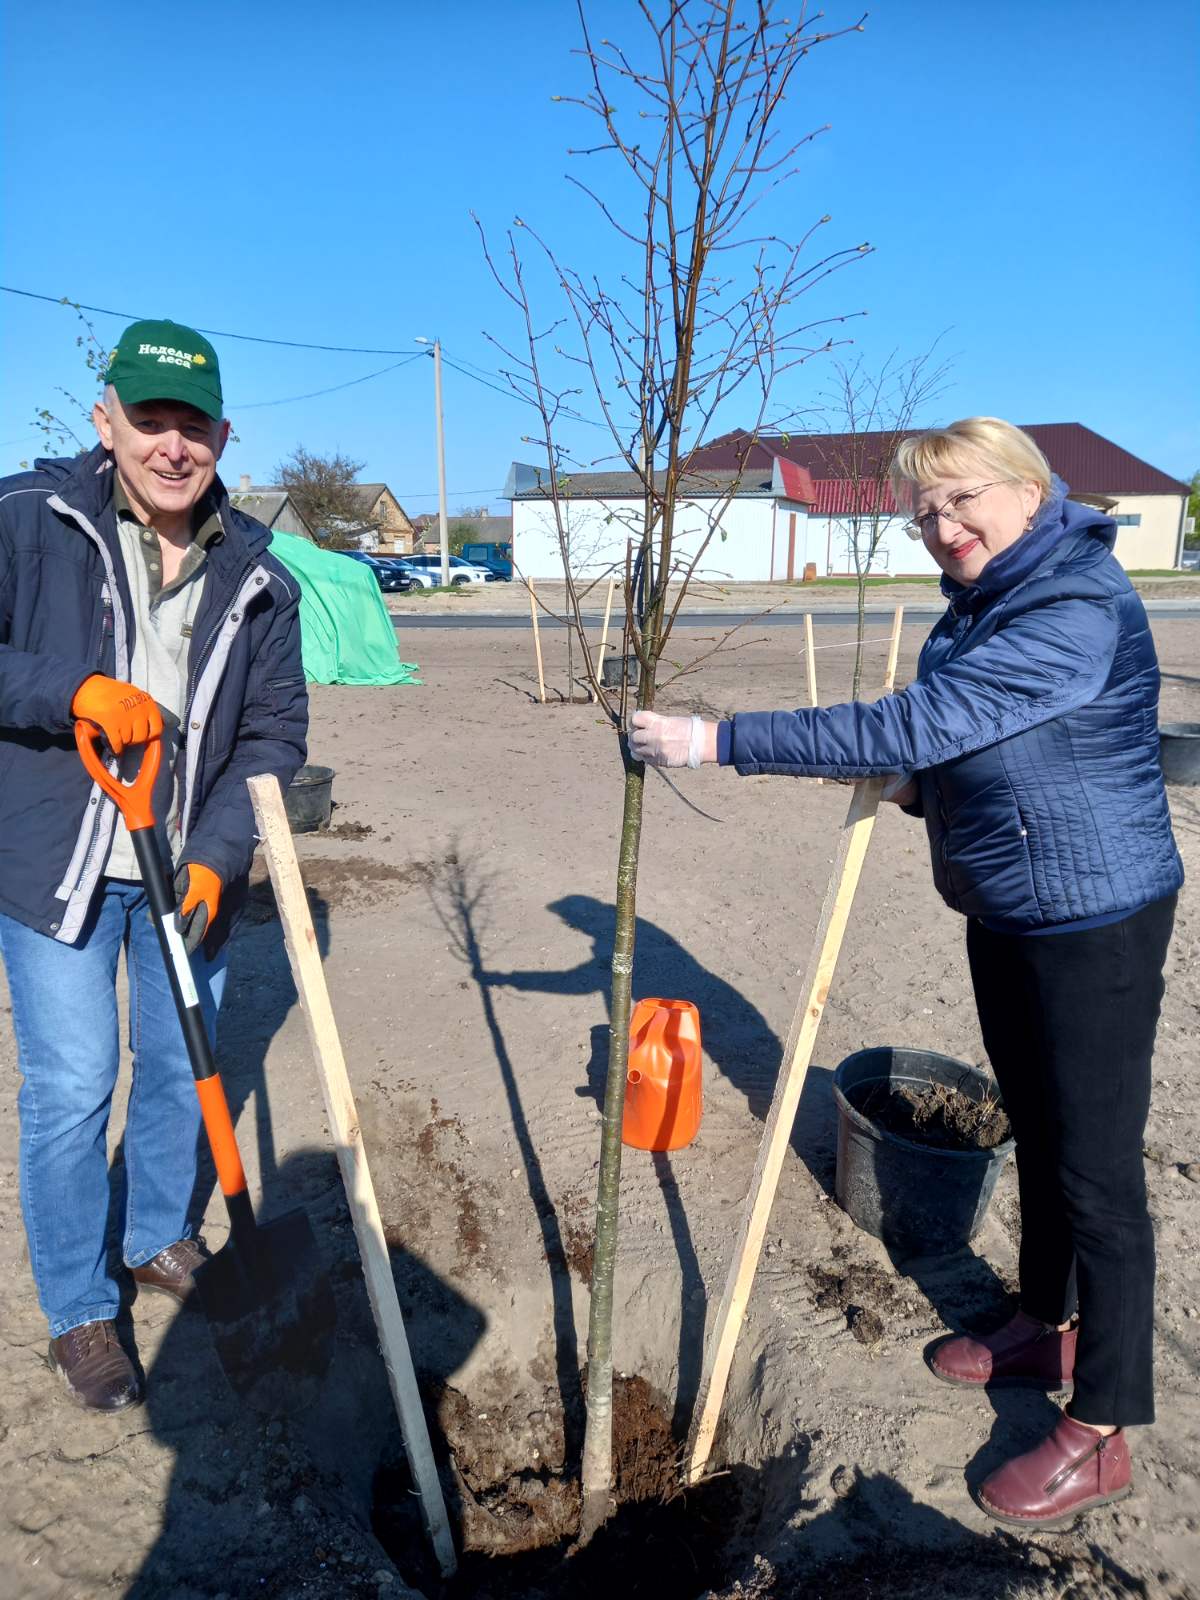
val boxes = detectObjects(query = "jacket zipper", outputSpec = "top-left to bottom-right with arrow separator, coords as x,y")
932,773 -> 959,909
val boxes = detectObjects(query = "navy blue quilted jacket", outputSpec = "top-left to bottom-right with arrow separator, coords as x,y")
721,480 -> 1183,930
0,446 -> 308,946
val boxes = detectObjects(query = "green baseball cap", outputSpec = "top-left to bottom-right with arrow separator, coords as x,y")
103,319 -> 223,421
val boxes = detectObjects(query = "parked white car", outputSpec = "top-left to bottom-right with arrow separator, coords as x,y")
399,554 -> 495,587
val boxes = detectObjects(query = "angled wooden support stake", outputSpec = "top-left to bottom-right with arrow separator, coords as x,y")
248,775 -> 457,1578
802,612 -> 822,784
803,612 -> 818,708
527,578 -> 547,704
593,576 -> 617,702
684,608 -> 906,1486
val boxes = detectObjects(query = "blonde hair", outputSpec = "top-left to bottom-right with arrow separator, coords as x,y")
891,417 -> 1052,509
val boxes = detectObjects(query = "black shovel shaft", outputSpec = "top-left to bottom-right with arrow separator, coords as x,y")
131,826 -> 216,1081
130,825 -> 258,1256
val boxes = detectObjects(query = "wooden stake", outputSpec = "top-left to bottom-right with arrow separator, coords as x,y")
684,613 -> 905,1485
803,612 -> 822,784
884,603 -> 904,691
802,612 -> 818,708
528,578 -> 547,704
593,576 -> 617,702
247,775 -> 458,1578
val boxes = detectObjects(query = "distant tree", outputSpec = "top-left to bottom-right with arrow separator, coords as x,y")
815,345 -> 951,696
275,447 -> 378,550
1186,469 -> 1199,548
22,300 -> 110,463
448,520 -> 475,555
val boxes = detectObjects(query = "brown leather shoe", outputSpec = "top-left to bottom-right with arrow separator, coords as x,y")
977,1412 -> 1132,1530
927,1310 -> 1075,1390
48,1320 -> 143,1412
131,1237 -> 209,1304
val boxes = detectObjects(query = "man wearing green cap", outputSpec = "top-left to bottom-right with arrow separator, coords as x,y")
0,319 -> 308,1410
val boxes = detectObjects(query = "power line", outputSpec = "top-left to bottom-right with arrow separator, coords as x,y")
1,285 -> 416,356
3,281 -> 609,428
233,354 -> 424,409
397,486 -> 505,501
436,349 -> 608,430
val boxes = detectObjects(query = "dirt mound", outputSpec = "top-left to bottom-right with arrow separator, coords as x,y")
851,1081 -> 1011,1152
807,1256 -> 899,1346
243,853 -> 445,922
325,818 -> 375,839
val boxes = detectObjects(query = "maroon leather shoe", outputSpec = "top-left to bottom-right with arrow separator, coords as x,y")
927,1310 -> 1075,1390
131,1238 -> 208,1304
48,1320 -> 143,1412
977,1412 -> 1132,1530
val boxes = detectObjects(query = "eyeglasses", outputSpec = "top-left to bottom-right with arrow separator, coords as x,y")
904,482 -> 1005,541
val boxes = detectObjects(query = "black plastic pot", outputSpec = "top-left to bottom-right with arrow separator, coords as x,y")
284,765 -> 335,833
601,652 -> 640,690
1160,723 -> 1200,786
832,1047 -> 1014,1256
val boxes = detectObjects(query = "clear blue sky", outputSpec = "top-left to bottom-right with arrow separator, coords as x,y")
2,0 -> 1196,513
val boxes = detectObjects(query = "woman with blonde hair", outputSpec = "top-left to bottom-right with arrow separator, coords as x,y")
631,417 -> 1182,1529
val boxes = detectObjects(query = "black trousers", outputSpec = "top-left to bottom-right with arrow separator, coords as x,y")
966,895 -> 1176,1427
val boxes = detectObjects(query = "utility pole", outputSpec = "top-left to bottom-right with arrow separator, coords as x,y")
433,340 -> 450,587
416,336 -> 451,587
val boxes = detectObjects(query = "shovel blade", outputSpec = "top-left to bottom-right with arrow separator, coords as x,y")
195,1207 -> 335,1408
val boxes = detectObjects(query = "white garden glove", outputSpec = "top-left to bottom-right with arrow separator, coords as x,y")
628,710 -> 711,768
880,772 -> 918,805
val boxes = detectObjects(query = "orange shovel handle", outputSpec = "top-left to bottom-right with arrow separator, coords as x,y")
74,720 -> 161,833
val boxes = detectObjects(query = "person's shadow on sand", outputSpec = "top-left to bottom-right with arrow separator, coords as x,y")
124,1145 -> 486,1597
114,878 -> 484,1595
485,892 -> 783,1123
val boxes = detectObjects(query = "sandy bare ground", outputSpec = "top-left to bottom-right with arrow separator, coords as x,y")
383,572 -> 1200,618
0,617 -> 1196,1599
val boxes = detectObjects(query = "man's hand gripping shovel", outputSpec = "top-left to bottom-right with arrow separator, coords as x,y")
75,722 -> 335,1408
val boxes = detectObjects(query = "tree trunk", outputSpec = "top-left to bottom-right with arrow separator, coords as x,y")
852,572 -> 867,701
578,750 -> 645,1542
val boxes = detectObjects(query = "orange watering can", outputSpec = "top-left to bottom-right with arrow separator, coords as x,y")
622,998 -> 703,1152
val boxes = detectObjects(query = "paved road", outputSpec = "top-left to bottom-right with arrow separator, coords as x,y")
393,601 -> 1200,630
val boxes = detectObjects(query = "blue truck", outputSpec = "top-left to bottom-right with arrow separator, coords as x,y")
460,541 -> 513,581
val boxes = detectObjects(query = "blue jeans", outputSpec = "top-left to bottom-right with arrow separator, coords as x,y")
0,881 -> 227,1336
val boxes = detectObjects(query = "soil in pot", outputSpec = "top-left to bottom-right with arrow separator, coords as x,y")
851,1081 -> 1011,1153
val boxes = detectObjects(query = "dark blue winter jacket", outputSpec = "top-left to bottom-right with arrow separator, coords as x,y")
0,446 -> 308,946
718,480 -> 1183,930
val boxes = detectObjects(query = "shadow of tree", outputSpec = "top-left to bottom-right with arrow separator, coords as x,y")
125,1146 -> 485,1598
425,854 -> 585,1466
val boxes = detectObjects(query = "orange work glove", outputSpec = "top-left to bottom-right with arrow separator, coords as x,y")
71,675 -> 163,755
175,863 -> 223,956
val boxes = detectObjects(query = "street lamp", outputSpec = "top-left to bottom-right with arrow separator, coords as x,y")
414,337 -> 450,588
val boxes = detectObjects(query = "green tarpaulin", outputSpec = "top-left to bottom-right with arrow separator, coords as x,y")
269,531 -> 421,687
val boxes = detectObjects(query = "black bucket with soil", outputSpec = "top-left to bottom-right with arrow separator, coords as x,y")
832,1047 -> 1014,1255
1160,722 -> 1200,785
284,764 -> 335,833
601,652 -> 640,690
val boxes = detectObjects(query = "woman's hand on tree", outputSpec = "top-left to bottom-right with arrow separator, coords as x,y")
629,711 -> 717,768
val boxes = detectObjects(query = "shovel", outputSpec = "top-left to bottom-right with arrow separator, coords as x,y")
75,723 -> 336,1406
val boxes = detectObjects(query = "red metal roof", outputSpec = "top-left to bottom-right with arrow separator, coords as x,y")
695,423 -> 1188,498
810,479 -> 899,515
769,456 -> 817,503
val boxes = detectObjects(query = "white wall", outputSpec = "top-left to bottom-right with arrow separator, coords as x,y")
513,491 -> 1187,582
1105,495 -> 1186,569
808,514 -> 937,578
512,495 -> 792,583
